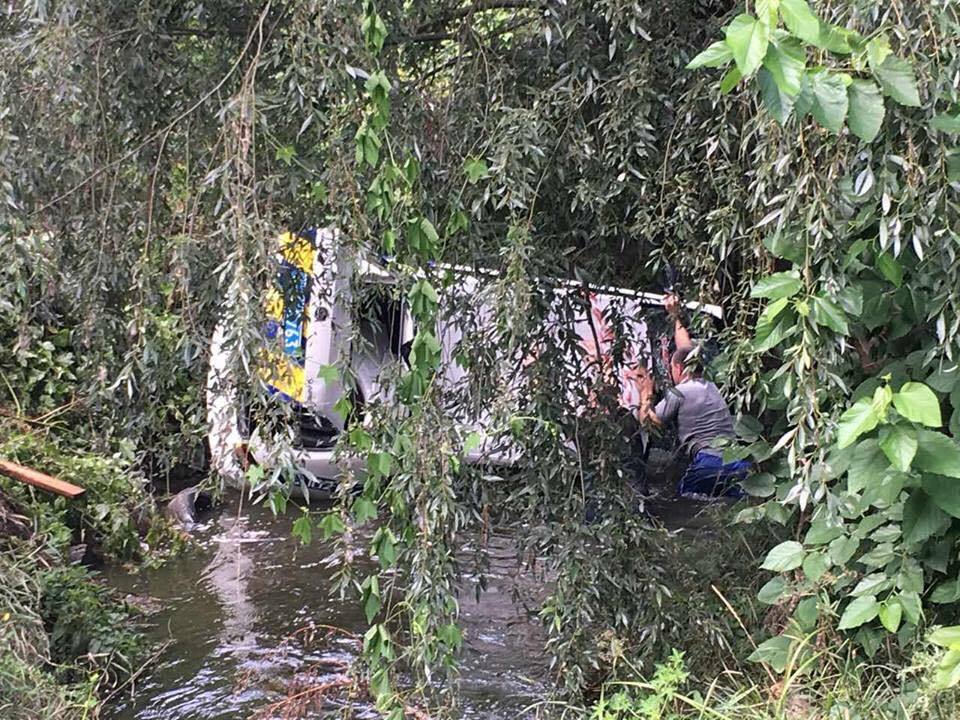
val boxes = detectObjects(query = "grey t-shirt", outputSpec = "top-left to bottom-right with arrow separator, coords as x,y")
654,378 -> 735,456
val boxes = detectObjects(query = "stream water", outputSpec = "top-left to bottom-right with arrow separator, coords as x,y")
104,496 -> 550,720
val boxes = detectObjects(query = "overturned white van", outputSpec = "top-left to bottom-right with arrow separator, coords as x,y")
206,228 -> 722,495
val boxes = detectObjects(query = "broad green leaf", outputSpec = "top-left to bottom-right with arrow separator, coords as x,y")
720,66 -> 743,94
810,71 -> 849,133
838,595 -> 880,630
931,113 -> 960,135
758,576 -> 787,604
815,23 -> 858,55
893,382 -> 942,427
847,439 -> 889,493
292,513 -> 313,545
748,635 -> 792,672
805,517 -> 844,545
903,490 -> 949,544
755,296 -> 790,339
922,475 -> 960,518
930,627 -> 960,648
758,68 -> 795,125
874,55 -> 921,107
851,573 -> 893,597
876,252 -> 903,287
837,397 -> 882,449
761,540 -> 806,571
829,535 -> 859,565
811,295 -> 849,334
931,579 -> 960,604
899,591 -> 923,625
687,40 -> 735,69
866,35 -> 892,72
915,431 -> 960,479
756,0 -> 780,26
838,284 -> 864,316
463,157 -> 489,183
742,472 -> 777,497
751,270 -> 802,299
762,38 -> 805,96
726,14 -> 770,77
847,80 -> 885,142
802,551 -> 829,583
753,316 -> 794,352
779,0 -> 820,44
879,601 -> 903,634
878,425 -> 918,471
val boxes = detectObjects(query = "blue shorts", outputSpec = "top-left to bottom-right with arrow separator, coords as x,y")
677,451 -> 749,498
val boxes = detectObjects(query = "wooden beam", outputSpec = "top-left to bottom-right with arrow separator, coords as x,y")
0,460 -> 86,499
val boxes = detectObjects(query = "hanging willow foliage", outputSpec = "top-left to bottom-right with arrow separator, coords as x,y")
2,0 -> 960,711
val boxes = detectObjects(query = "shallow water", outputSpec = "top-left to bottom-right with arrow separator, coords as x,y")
104,496 -> 549,720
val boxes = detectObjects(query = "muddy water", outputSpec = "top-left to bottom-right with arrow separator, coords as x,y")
104,497 -> 549,720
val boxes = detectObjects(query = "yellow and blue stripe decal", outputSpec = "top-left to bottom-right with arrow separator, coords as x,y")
261,230 -> 317,403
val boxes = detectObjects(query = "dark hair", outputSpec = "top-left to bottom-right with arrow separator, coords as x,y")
670,345 -> 703,376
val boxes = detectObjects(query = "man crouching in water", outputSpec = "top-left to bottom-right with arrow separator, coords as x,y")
635,295 -> 749,498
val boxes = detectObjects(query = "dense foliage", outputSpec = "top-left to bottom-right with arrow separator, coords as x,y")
3,0 -> 960,716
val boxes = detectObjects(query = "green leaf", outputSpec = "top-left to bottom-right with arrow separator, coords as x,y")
931,580 -> 960,604
866,35 -> 892,72
893,382 -> 942,427
922,475 -> 960,518
352,496 -> 378,524
758,576 -> 787,604
902,490 -> 949,545
763,38 -> 805,96
879,600 -> 903,634
874,252 -> 903,288
761,540 -> 806,571
758,68 -> 796,125
930,627 -> 960,648
810,71 -> 849,133
899,591 -> 923,625
838,595 -> 880,630
847,439 -> 890,493
755,296 -> 791,336
779,0 -> 820,44
802,551 -> 829,583
463,157 -> 489,183
751,270 -> 802,299
805,517 -> 845,545
847,80 -> 885,142
815,23 -> 857,55
720,66 -> 743,94
829,536 -> 860,565
874,55 -> 921,107
748,635 -> 792,672
837,397 -> 882,449
931,113 -> 960,135
292,513 -> 313,545
726,14 -> 770,77
878,425 -> 918,472
811,295 -> 849,334
915,431 -> 960,479
687,40 -> 735,69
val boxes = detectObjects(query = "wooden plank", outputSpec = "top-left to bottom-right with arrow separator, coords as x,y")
0,460 -> 86,499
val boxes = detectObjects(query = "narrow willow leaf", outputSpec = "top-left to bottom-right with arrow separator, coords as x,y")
847,80 -> 885,142
687,40 -> 734,69
874,55 -> 921,107
726,14 -> 770,77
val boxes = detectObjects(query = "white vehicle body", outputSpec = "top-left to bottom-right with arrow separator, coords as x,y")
206,228 -> 722,494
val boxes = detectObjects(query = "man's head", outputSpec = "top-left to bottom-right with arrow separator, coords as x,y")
670,345 -> 702,384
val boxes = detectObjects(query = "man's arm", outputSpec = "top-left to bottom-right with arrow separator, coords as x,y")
635,369 -> 663,427
664,293 -> 692,349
